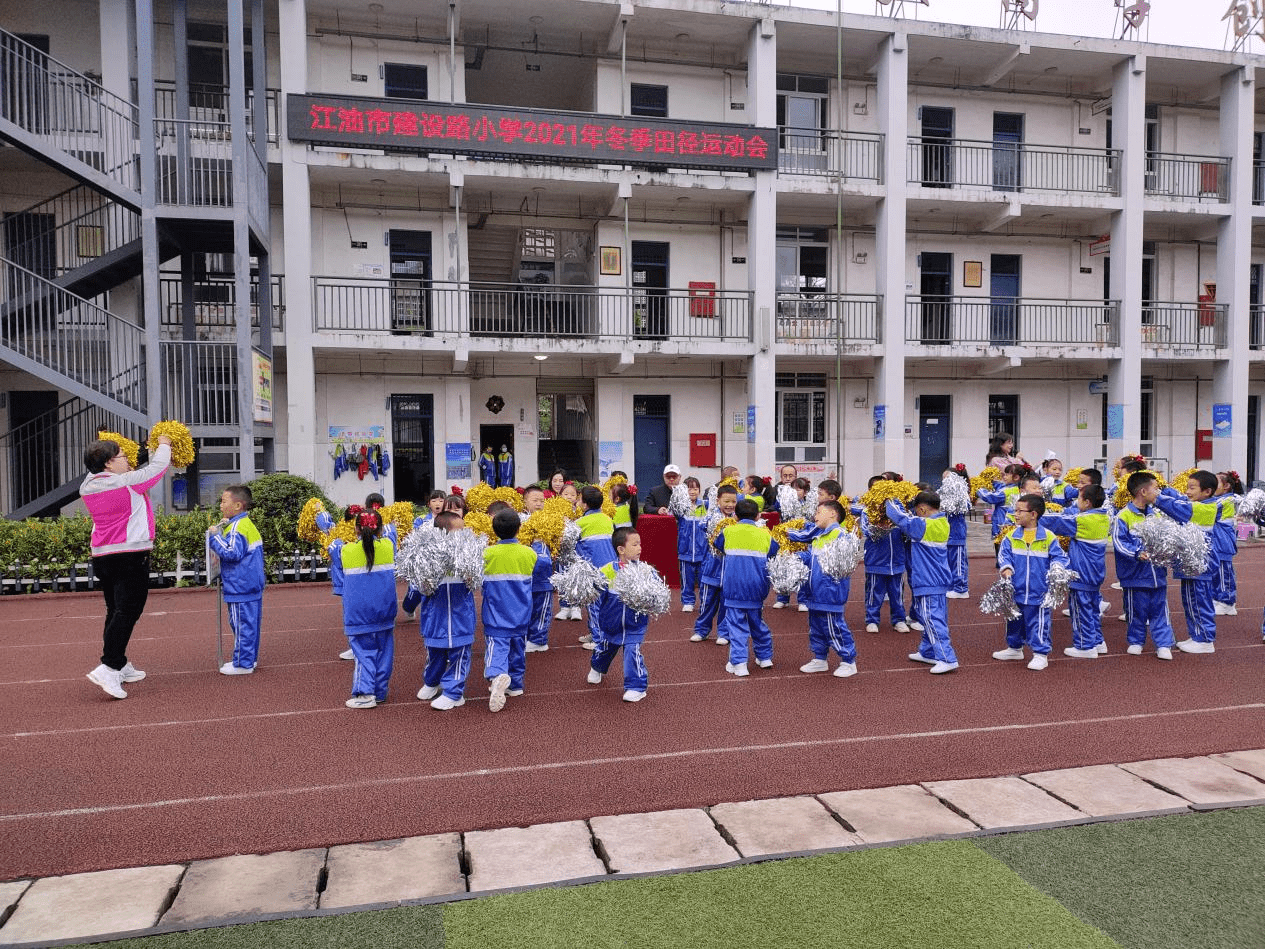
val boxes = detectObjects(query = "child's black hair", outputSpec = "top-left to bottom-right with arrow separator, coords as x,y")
612,526 -> 637,556
364,492 -> 386,510
433,510 -> 462,532
522,484 -> 544,499
223,484 -> 253,509
1079,468 -> 1103,486
1219,471 -> 1244,494
1190,470 -> 1218,495
1126,470 -> 1157,498
428,489 -> 446,502
818,500 -> 844,523
716,483 -> 738,498
492,509 -> 522,540
792,477 -> 811,492
580,485 -> 604,511
1119,458 -> 1147,475
359,510 -> 383,566
486,500 -> 514,517
735,498 -> 759,520
913,491 -> 941,510
1080,484 -> 1106,507
818,479 -> 843,499
612,483 -> 639,527
1017,493 -> 1046,517
443,494 -> 468,515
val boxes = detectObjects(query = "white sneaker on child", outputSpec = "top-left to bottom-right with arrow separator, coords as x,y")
417,684 -> 441,700
992,648 -> 1025,661
555,607 -> 570,620
87,664 -> 127,699
1026,654 -> 1049,671
622,690 -> 647,702
865,623 -> 879,634
755,658 -> 773,669
339,648 -> 354,660
431,695 -> 464,710
772,601 -> 786,609
799,658 -> 829,673
798,604 -> 809,612
725,662 -> 749,677
833,662 -> 858,678
716,637 -> 729,646
893,622 -> 911,633
682,604 -> 695,613
586,668 -> 603,684
524,642 -> 549,653
488,673 -> 511,712
909,621 -> 925,632
689,633 -> 705,642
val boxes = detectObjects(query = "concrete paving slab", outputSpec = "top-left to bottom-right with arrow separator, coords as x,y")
1211,749 -> 1265,782
162,849 -> 324,927
923,776 -> 1083,829
322,834 -> 465,909
1120,756 -> 1265,805
710,796 -> 862,858
0,881 -> 29,923
591,809 -> 739,875
0,865 -> 182,945
465,821 -> 604,892
1022,764 -> 1190,818
817,784 -> 977,843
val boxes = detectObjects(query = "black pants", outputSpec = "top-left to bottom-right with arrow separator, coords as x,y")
94,552 -> 150,670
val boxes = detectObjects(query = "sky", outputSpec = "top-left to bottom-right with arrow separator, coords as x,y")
785,0 -> 1249,53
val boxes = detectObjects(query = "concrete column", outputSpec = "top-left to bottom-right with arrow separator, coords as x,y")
746,16 -> 777,477
279,0 -> 317,481
134,0 -> 162,427
1106,55 -> 1146,464
1213,65 -> 1253,473
97,0 -> 133,104
873,30 -> 908,477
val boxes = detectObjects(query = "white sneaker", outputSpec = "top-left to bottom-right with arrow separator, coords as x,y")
772,601 -> 786,609
1223,604 -> 1238,616
1126,644 -> 1143,655
799,658 -> 829,673
1111,582 -> 1122,590
417,684 -> 441,701
865,623 -> 879,634
569,607 -> 584,620
716,637 -> 729,646
586,668 -> 603,684
798,604 -> 809,612
87,664 -> 127,699
555,607 -> 570,620
929,661 -> 959,674
577,632 -> 593,644
1176,639 -> 1215,654
1027,654 -> 1049,671
524,642 -> 549,653
689,633 -> 705,642
1061,608 -> 1072,617
1095,642 -> 1109,654
1099,601 -> 1111,616
893,622 -> 911,633
219,662 -> 254,676
339,648 -> 355,660
488,673 -> 511,712
909,621 -> 925,632
725,662 -> 750,677
755,658 -> 773,669
582,641 -> 597,651
908,652 -> 936,665
992,647 -> 1025,661
507,688 -> 524,697
119,662 -> 146,683
431,695 -> 465,710
946,591 -> 970,599
1063,647 -> 1098,659
1156,647 -> 1173,661
1118,614 -> 1128,622
622,689 -> 647,702
682,604 -> 695,613
345,695 -> 377,709
833,662 -> 858,678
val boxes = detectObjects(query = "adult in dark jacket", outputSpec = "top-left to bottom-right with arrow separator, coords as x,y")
642,464 -> 682,514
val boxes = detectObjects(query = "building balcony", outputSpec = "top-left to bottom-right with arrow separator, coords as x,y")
1251,304 -> 1265,350
311,279 -> 753,345
159,339 -> 258,429
906,139 -> 1120,195
1139,302 -> 1228,350
904,297 -> 1120,347
159,274 -> 284,344
778,129 -> 883,181
151,80 -> 280,146
775,292 -> 881,346
1144,153 -> 1230,202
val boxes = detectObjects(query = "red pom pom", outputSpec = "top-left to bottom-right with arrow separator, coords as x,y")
356,511 -> 379,530
450,485 -> 464,496
345,504 -> 365,517
516,486 -> 526,494
628,484 -> 638,495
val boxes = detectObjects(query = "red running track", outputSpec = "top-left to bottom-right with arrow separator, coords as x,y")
2,549 -> 1263,881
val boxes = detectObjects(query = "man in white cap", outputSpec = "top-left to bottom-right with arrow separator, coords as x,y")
643,464 -> 683,514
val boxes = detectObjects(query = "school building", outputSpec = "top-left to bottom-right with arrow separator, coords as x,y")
2,0 -> 1264,515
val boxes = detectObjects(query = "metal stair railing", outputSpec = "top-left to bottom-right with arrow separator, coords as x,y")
3,183 -> 141,282
1,255 -> 146,420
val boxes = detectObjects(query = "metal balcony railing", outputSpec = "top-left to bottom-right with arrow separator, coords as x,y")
906,137 -> 1120,194
1251,304 -> 1265,350
2,183 -> 140,281
904,296 -> 1120,346
1139,302 -> 1227,349
159,274 -> 285,339
154,118 -> 234,207
778,129 -> 883,181
1255,161 -> 1265,205
775,292 -> 881,343
150,80 -> 280,145
160,339 -> 240,426
311,279 -> 753,342
1144,153 -> 1230,201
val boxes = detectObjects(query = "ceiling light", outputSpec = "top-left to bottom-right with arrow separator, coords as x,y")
534,354 -> 549,361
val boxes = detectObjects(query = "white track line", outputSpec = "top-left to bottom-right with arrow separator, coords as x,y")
4,702 -> 1262,823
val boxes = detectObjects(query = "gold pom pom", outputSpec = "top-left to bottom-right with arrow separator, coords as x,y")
463,510 -> 495,542
860,480 -> 919,523
601,472 -> 627,496
709,516 -> 737,549
770,517 -> 810,554
542,495 -> 579,520
1170,467 -> 1197,497
491,486 -> 525,513
297,498 -> 325,544
1113,470 -> 1167,510
382,501 -> 416,539
1063,467 -> 1083,488
520,507 -> 567,557
97,430 -> 139,468
464,482 -> 495,514
147,420 -> 196,468
320,519 -> 358,560
601,498 -> 617,520
971,467 -> 1002,503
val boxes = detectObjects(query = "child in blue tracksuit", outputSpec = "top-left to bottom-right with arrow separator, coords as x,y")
885,493 -> 959,673
1212,471 -> 1242,614
796,501 -> 858,678
1040,483 -> 1110,657
330,509 -> 398,708
575,486 -> 617,649
1154,470 -> 1222,654
481,509 -> 537,712
976,464 -> 1026,539
587,527 -> 654,702
414,511 -> 475,710
1111,471 -> 1176,659
691,484 -> 737,643
519,486 -> 555,652
676,477 -> 708,612
859,477 -> 909,634
413,491 -> 446,529
208,485 -> 266,675
714,498 -> 779,676
993,493 -> 1070,671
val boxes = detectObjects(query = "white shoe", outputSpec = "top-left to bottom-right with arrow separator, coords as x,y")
908,652 -> 936,665
569,607 -> 584,620
798,604 -> 809,612
1063,647 -> 1098,659
1061,608 -> 1072,617
219,662 -> 254,676
755,658 -> 773,669
725,662 -> 750,677
488,673 -> 511,712
1027,654 -> 1049,671
1226,604 -> 1238,616
893,622 -> 911,633
909,621 -> 925,632
1111,582 -> 1122,590
431,695 -> 465,710
119,662 -> 146,683
339,648 -> 355,660
87,664 -> 127,699
417,684 -> 441,701
622,689 -> 647,702
799,658 -> 829,673
582,641 -> 597,650
555,607 -> 570,620
1126,644 -> 1143,655
586,668 -> 603,684
833,662 -> 858,678
946,591 -> 970,599
507,688 -> 524,697
689,633 -> 705,642
1099,601 -> 1111,615
929,661 -> 959,674
992,647 -> 1025,661
716,637 -> 729,646
772,601 -> 786,609
865,623 -> 879,634
1095,642 -> 1109,654
1156,647 -> 1173,661
1176,639 -> 1215,654
524,642 -> 549,653
682,604 -> 695,613
345,695 -> 377,709
1118,614 -> 1128,622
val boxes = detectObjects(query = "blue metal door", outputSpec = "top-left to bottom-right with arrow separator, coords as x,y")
919,395 -> 951,485
990,254 -> 1021,345
633,395 -> 670,490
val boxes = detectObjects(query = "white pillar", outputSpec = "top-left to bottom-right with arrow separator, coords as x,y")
98,0 -> 133,103
746,16 -> 777,477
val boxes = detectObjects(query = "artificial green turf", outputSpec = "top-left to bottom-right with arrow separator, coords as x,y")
975,806 -> 1265,949
441,839 -> 1120,949
97,905 -> 445,949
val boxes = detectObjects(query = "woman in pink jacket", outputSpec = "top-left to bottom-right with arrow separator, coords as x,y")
80,434 -> 172,699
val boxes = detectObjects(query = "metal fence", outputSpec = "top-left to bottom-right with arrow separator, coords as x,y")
152,80 -> 280,145
779,130 -> 883,181
1252,304 -> 1265,350
160,339 -> 239,426
1,183 -> 140,282
312,279 -> 753,342
1139,303 -> 1227,348
775,293 -> 881,343
904,297 -> 1120,346
153,119 -> 234,207
159,274 -> 285,338
906,138 -> 1120,194
1144,153 -> 1231,201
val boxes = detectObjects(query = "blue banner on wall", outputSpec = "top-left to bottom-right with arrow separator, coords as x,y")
1212,403 -> 1232,438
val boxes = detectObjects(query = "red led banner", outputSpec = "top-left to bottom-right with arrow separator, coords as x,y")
287,94 -> 778,172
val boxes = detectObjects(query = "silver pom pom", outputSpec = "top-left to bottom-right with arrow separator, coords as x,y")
980,576 -> 1021,619
612,560 -> 672,617
556,519 -> 581,568
767,553 -> 810,595
1133,515 -> 1211,577
450,528 -> 487,593
817,530 -> 863,580
668,482 -> 693,518
395,523 -> 452,596
553,558 -> 606,608
1040,563 -> 1080,610
938,472 -> 971,517
776,484 -> 798,516
1237,487 -> 1265,523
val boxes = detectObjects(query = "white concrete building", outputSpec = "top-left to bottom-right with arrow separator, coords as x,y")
3,0 -> 1264,515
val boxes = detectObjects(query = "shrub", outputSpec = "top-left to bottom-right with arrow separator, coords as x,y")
247,473 -> 338,574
